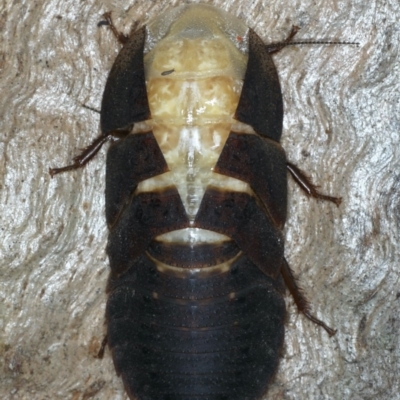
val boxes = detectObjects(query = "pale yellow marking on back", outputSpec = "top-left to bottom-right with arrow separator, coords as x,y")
147,251 -> 242,279
135,5 -> 252,229
147,77 -> 243,125
133,122 -> 254,218
136,170 -> 252,221
231,121 -> 257,135
155,228 -> 230,245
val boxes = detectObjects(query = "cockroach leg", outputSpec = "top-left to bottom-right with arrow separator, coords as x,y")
287,161 -> 342,206
101,12 -> 129,44
281,258 -> 337,336
49,134 -> 112,177
266,25 -> 300,54
96,335 -> 108,359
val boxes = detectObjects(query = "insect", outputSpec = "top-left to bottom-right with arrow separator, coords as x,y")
50,4 -> 350,399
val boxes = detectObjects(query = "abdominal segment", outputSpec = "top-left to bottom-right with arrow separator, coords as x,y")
106,253 -> 285,400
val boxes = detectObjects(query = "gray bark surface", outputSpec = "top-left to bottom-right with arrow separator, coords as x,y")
1,0 -> 399,399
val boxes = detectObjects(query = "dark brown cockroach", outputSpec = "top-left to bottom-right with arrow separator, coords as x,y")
50,4 -> 353,399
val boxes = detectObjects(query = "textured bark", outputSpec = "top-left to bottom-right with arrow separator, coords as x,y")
1,0 -> 399,399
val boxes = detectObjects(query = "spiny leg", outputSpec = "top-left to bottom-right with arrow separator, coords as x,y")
100,12 -> 129,44
49,133 -> 114,177
281,258 -> 337,336
287,161 -> 342,206
49,128 -> 133,177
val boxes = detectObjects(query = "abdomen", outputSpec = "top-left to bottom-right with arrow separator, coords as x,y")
107,253 -> 285,400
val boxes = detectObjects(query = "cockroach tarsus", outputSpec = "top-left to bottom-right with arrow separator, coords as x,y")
50,5 -> 356,399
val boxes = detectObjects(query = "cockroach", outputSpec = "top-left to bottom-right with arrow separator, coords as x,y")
50,4 -> 355,399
